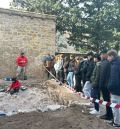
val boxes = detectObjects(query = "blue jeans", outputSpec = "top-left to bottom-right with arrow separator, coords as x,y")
67,72 -> 74,87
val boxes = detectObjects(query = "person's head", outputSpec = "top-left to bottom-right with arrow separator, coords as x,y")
70,55 -> 74,60
60,54 -> 64,59
51,55 -> 55,60
64,56 -> 69,62
87,52 -> 94,60
12,77 -> 17,82
20,52 -> 25,56
94,54 -> 101,63
100,50 -> 108,60
75,56 -> 80,63
47,52 -> 50,56
83,55 -> 88,61
107,49 -> 118,62
55,55 -> 60,61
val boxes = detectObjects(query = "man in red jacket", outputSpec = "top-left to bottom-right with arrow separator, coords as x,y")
7,77 -> 21,95
16,52 -> 28,80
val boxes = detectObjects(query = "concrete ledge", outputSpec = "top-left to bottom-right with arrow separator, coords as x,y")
45,80 -> 89,106
0,8 -> 56,21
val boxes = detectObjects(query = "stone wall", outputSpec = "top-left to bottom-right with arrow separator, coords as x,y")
0,8 -> 56,78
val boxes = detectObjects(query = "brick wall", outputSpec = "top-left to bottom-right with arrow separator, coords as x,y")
0,8 -> 56,78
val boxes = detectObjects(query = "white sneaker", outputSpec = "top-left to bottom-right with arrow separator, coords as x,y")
89,109 -> 100,115
89,108 -> 95,111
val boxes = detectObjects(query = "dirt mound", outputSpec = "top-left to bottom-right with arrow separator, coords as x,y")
0,79 -> 62,116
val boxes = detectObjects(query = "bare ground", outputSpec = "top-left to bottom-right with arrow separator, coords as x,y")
0,105 -> 114,129
0,78 -> 114,129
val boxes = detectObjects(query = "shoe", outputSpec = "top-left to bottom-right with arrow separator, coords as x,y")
59,82 -> 62,85
89,108 -> 95,111
105,119 -> 113,123
113,123 -> 120,128
108,122 -> 120,128
89,109 -> 100,115
99,114 -> 113,120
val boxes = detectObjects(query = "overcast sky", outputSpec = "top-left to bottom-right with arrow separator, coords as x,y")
0,0 -> 12,8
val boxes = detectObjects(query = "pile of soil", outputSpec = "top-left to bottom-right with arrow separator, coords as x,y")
0,105 -> 113,129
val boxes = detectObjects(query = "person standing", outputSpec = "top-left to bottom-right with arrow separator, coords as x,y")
42,53 -> 52,79
82,52 -> 95,97
90,54 -> 101,115
16,52 -> 28,80
74,56 -> 83,92
85,52 -> 95,82
54,54 -> 64,84
107,50 -> 120,127
81,55 -> 88,85
99,50 -> 113,121
67,55 -> 75,87
63,56 -> 69,83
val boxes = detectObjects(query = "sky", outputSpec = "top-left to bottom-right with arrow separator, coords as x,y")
0,0 -> 12,8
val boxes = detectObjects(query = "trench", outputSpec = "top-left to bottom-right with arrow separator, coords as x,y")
0,78 -> 66,116
0,78 -> 114,129
0,77 -> 89,116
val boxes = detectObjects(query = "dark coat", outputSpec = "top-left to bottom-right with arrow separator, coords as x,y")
63,61 -> 69,73
85,60 -> 95,81
74,62 -> 82,78
108,57 -> 120,96
91,62 -> 101,88
99,59 -> 110,89
68,60 -> 75,72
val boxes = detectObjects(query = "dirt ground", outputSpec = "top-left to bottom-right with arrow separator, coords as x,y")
0,105 -> 114,129
0,79 -> 114,129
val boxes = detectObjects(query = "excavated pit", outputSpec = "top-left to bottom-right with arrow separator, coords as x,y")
0,78 -> 113,129
0,79 -> 89,116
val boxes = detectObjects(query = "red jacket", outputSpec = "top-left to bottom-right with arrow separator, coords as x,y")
10,80 -> 21,90
16,56 -> 28,67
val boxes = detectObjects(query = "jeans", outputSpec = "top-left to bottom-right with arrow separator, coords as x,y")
91,87 -> 100,111
17,66 -> 27,80
111,94 -> 120,125
67,72 -> 74,87
56,70 -> 64,83
74,75 -> 82,92
64,72 -> 68,82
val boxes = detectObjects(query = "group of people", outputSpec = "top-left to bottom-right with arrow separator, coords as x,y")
43,50 -> 120,128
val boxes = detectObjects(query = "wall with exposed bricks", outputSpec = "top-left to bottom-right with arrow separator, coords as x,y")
0,8 -> 56,78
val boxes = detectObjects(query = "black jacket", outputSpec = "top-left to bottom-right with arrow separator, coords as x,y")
85,60 -> 95,81
74,62 -> 82,77
68,60 -> 75,72
91,62 -> 101,88
99,59 -> 110,89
